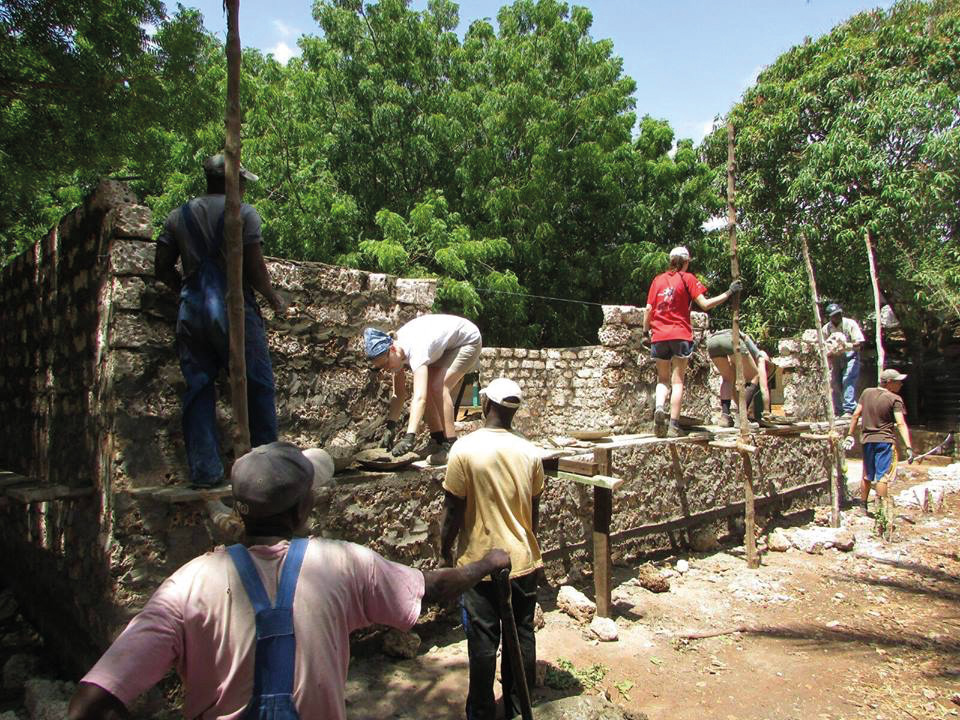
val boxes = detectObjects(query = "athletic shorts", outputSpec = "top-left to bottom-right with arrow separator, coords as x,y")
435,340 -> 482,376
706,334 -> 752,359
863,442 -> 897,485
651,339 -> 695,360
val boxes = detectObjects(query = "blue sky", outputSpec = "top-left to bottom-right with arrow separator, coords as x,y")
182,0 -> 896,143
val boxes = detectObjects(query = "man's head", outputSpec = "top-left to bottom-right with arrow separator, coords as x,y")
668,246 -> 691,271
879,368 -> 907,393
826,303 -> 843,325
481,377 -> 523,427
231,442 -> 314,536
364,327 -> 403,370
203,153 -> 259,196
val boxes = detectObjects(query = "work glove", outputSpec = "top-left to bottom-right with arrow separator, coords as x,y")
842,436 -> 855,451
391,432 -> 416,457
906,447 -> 915,464
380,419 -> 399,449
728,279 -> 743,295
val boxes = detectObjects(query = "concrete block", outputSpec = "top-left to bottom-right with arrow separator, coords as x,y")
110,239 -> 155,276
394,278 -> 437,307
106,204 -> 153,239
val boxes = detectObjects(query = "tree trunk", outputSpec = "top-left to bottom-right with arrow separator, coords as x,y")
224,0 -> 250,457
727,121 -> 759,569
800,232 -> 841,528
864,231 -> 885,380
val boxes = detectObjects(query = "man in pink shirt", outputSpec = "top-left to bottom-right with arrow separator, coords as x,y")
67,442 -> 510,720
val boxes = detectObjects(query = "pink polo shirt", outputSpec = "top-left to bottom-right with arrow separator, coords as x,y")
83,538 -> 424,719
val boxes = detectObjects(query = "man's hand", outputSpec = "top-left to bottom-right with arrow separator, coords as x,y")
842,436 -> 855,451
906,447 -> 915,464
728,279 -> 743,295
270,293 -> 290,316
391,432 -> 416,457
482,548 -> 511,576
380,420 -> 399,449
437,553 -> 455,569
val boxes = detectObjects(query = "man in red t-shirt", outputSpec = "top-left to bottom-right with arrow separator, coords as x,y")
643,246 -> 741,437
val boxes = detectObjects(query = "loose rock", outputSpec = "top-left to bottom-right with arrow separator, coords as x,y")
767,528 -> 792,552
382,629 -> 421,659
589,616 -> 619,642
689,528 -> 720,552
3,653 -> 38,691
676,559 -> 689,574
557,585 -> 596,623
636,563 -> 670,593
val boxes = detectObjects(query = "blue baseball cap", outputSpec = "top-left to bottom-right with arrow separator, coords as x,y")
363,327 -> 392,359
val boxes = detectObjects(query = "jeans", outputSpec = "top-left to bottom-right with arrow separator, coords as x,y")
177,287 -> 277,486
460,573 -> 537,720
830,351 -> 860,415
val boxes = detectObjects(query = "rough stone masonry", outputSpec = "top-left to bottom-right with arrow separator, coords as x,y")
0,182 -> 833,675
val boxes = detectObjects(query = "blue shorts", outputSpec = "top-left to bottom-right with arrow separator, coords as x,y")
863,442 -> 897,484
651,340 -> 695,360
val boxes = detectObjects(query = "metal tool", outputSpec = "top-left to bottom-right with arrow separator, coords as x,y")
494,568 -> 534,720
911,433 -> 953,464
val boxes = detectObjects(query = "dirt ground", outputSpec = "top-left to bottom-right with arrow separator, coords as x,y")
345,462 -> 960,720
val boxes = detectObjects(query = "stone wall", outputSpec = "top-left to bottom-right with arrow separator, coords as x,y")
479,306 -> 715,437
0,182 -> 436,672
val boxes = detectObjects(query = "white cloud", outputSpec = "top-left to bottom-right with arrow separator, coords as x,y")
270,41 -> 299,64
272,19 -> 296,38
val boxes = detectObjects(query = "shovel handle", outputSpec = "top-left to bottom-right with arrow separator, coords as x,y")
493,568 -> 534,720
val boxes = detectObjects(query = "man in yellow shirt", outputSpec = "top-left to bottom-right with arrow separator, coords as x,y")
440,377 -> 544,720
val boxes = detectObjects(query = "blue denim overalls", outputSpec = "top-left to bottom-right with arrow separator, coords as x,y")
176,202 -> 278,486
227,538 -> 308,719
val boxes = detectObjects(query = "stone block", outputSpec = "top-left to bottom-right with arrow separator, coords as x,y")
778,338 -> 800,355
87,179 -> 140,212
106,204 -> 153,239
110,313 -> 170,349
366,272 -> 391,294
801,329 -> 819,343
546,349 -> 561,359
691,311 -> 709,329
601,304 -> 644,326
515,348 -> 527,358
597,323 -> 632,347
111,276 -> 147,310
394,278 -> 437,307
110,239 -> 155,276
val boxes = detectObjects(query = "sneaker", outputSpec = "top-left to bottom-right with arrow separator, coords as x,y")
719,413 -> 734,428
427,440 -> 454,466
654,407 -> 668,438
666,423 -> 688,438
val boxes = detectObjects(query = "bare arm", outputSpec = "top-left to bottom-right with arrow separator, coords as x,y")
388,370 -> 407,421
422,549 -> 510,605
757,355 -> 771,412
406,365 -> 430,434
693,289 -> 733,312
68,683 -> 130,720
642,304 -> 652,334
893,409 -> 913,458
154,243 -> 182,294
848,402 -> 863,437
243,242 -> 285,312
439,491 -> 466,567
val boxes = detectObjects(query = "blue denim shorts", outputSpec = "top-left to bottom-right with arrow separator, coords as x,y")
651,339 -> 695,360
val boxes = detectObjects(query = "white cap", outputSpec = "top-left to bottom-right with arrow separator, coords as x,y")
669,246 -> 691,261
481,377 -> 523,409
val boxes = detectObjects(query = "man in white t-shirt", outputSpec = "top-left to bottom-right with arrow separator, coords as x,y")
364,314 -> 482,465
821,303 -> 865,416
67,442 -> 509,720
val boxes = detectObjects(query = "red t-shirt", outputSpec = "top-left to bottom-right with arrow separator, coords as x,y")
646,270 -> 707,342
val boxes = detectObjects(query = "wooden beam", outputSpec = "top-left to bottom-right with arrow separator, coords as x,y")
540,478 -> 831,562
865,230 -> 885,379
555,471 -> 623,490
800,433 -> 833,441
557,458 -> 599,476
709,440 -> 757,453
593,447 -> 613,619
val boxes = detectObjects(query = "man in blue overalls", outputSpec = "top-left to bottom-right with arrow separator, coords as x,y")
154,155 -> 288,487
68,442 -> 512,719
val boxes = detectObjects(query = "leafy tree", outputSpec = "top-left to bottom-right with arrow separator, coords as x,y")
0,0 -> 212,260
703,0 -> 960,353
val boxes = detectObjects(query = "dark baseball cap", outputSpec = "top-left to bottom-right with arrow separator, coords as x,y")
203,153 -> 259,182
231,442 -> 313,519
825,303 -> 842,317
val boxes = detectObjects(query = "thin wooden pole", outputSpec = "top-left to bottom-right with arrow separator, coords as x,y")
800,232 -> 841,528
592,446 -> 613,618
224,0 -> 250,457
864,231 -> 885,380
727,121 -> 759,568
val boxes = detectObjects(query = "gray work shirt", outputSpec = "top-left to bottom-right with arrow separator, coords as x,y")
157,195 -> 263,279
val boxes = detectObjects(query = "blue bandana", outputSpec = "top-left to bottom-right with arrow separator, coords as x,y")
363,328 -> 392,359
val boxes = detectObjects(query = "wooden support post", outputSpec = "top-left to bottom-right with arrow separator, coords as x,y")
727,121 -> 759,568
224,0 -> 250,457
800,232 -> 842,528
865,231 -> 885,380
593,446 -> 613,618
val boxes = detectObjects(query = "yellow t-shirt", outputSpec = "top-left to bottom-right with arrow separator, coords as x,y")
443,428 -> 545,578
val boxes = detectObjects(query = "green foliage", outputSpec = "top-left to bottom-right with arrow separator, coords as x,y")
544,658 -> 608,691
703,0 -> 960,348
